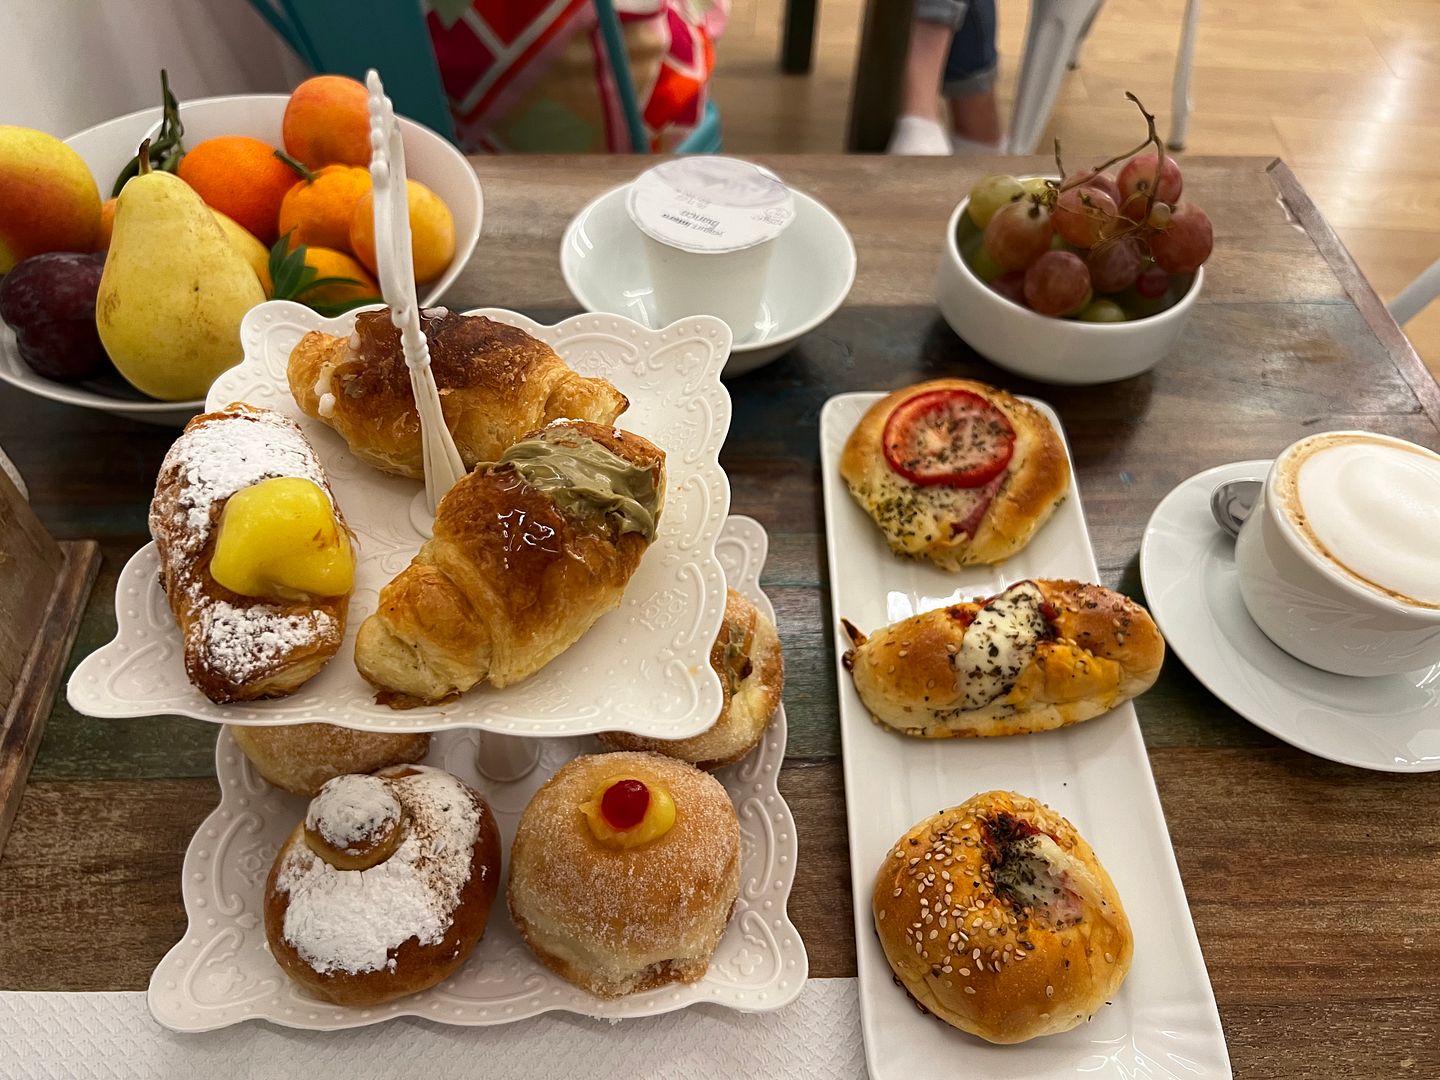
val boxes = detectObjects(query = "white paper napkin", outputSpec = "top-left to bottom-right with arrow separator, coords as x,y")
0,978 -> 864,1079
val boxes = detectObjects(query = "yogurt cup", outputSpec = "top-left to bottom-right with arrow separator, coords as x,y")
626,157 -> 796,339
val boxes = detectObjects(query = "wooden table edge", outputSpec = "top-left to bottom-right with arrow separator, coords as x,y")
1266,158 -> 1440,430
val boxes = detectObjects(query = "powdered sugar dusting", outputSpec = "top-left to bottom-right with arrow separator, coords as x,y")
277,767 -> 482,976
151,406 -> 332,565
306,774 -> 401,853
198,601 -> 337,685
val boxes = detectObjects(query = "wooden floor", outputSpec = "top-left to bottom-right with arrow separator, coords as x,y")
710,0 -> 1440,374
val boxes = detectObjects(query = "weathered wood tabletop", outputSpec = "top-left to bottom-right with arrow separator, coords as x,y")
2,156 -> 1438,1078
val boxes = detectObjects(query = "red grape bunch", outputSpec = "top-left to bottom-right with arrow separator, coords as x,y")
959,94 -> 1213,322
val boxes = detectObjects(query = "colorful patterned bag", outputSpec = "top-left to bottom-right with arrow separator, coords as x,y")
424,0 -> 727,152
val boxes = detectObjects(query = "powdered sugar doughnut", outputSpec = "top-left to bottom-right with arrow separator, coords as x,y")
264,765 -> 501,1006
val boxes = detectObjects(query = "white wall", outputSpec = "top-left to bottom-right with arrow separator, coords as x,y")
1,0 -> 308,136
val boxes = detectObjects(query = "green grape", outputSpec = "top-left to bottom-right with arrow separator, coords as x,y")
968,241 -> 1005,282
966,174 -> 1025,229
1078,299 -> 1127,323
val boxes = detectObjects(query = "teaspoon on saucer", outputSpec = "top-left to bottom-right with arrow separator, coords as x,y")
1209,478 -> 1263,538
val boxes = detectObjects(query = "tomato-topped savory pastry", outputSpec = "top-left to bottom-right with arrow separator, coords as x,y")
840,379 -> 1070,569
873,791 -> 1133,1044
288,307 -> 629,480
843,579 -> 1163,738
149,403 -> 355,703
507,752 -> 741,998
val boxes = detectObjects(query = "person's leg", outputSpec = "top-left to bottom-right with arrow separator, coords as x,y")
943,0 -> 1001,150
888,0 -> 968,155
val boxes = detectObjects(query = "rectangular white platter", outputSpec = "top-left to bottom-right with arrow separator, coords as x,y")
819,392 -> 1231,1080
148,515 -> 807,1032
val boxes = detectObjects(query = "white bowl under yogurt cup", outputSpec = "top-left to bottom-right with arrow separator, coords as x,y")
1235,430 -> 1440,676
626,157 -> 795,335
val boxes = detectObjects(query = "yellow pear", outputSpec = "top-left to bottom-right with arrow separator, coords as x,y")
210,209 -> 271,293
97,169 -> 265,401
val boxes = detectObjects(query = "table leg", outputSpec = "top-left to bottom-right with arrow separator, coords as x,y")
846,0 -> 917,152
781,0 -> 820,74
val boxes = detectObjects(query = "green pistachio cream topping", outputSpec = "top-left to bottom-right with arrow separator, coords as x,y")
500,427 -> 660,541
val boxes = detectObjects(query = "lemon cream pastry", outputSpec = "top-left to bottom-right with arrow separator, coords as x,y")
873,791 -> 1133,1044
149,403 -> 354,703
288,307 -> 629,479
228,723 -> 431,797
355,421 -> 665,707
264,766 -> 502,1006
840,379 -> 1070,569
843,579 -> 1164,738
599,588 -> 784,769
507,752 -> 741,998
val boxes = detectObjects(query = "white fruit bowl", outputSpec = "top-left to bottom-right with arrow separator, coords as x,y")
935,185 -> 1202,386
0,93 -> 481,426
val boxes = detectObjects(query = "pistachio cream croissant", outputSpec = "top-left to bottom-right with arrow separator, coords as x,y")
355,421 -> 665,707
289,308 -> 629,479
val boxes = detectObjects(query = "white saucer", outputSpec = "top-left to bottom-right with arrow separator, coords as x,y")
1139,460 -> 1440,773
561,182 -> 855,376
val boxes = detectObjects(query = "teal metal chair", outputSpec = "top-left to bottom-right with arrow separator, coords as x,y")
250,0 -> 721,152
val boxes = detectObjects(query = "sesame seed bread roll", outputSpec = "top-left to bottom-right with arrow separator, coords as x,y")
873,791 -> 1133,1044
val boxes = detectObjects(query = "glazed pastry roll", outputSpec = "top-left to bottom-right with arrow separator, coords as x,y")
148,403 -> 354,703
843,579 -> 1163,738
599,588 -> 784,769
355,420 -> 665,707
288,307 -> 629,479
841,379 -> 1070,569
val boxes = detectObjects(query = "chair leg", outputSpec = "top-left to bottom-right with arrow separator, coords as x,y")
845,0 -> 916,152
1168,0 -> 1201,150
781,0 -> 819,74
1008,0 -> 1102,155
1389,256 -> 1440,327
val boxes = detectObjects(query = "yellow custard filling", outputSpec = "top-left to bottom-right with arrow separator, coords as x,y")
210,477 -> 353,600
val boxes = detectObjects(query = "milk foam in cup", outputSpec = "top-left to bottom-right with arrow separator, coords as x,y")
1234,430 -> 1440,676
626,157 -> 796,339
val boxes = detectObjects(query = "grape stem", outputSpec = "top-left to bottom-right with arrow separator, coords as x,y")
1054,92 -> 1165,199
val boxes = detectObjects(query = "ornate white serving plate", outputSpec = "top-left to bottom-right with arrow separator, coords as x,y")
820,393 -> 1231,1080
69,302 -> 733,738
147,516 -> 805,1032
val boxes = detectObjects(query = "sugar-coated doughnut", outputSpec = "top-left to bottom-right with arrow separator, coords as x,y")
507,752 -> 740,998
229,722 -> 430,796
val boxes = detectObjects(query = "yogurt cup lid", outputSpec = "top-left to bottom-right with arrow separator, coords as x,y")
626,157 -> 796,254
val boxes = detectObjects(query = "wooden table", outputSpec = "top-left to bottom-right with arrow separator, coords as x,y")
2,156 -> 1438,1077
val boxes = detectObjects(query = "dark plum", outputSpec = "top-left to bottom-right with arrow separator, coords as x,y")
0,252 -> 109,382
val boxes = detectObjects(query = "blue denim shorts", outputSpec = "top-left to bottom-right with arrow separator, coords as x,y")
915,0 -> 999,97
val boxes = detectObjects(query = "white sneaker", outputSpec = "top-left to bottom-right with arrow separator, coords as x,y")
887,116 -> 952,155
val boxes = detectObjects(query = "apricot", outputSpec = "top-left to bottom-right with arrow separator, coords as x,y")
350,180 -> 455,283
260,245 -> 378,306
0,125 -> 101,273
277,164 -> 371,254
177,137 -> 295,244
283,75 -> 371,170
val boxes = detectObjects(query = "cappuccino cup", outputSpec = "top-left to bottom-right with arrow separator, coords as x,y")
1235,431 -> 1440,676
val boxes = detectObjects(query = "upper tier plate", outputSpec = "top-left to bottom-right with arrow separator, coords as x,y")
68,302 -> 733,738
